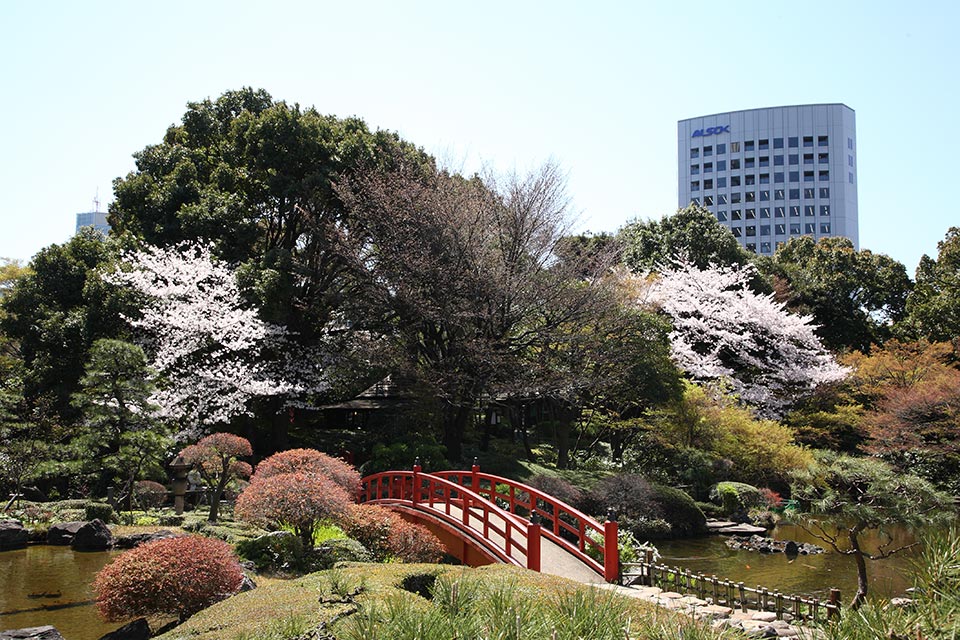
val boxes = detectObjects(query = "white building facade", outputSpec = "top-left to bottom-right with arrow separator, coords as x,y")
678,104 -> 858,255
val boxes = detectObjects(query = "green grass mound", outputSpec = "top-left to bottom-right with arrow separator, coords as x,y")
155,564 -> 726,640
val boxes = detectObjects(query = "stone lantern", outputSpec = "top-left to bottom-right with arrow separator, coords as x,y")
169,454 -> 192,515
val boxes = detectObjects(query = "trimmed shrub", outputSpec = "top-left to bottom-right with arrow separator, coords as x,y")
526,474 -> 584,507
84,502 -> 115,523
133,480 -> 168,509
235,531 -> 306,573
313,538 -> 373,569
581,474 -> 706,539
709,481 -> 766,518
342,503 -> 445,563
619,515 -> 673,541
387,518 -> 446,563
235,471 -> 351,546
93,535 -> 243,621
252,448 -> 361,497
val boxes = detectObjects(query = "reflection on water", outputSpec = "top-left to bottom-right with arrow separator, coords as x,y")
0,546 -> 120,640
653,523 -> 920,602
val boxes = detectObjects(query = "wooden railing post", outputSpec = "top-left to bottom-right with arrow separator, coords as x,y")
603,508 -> 619,583
828,588 -> 841,619
527,513 -> 541,572
471,458 -> 480,494
412,458 -> 421,505
645,548 -> 654,586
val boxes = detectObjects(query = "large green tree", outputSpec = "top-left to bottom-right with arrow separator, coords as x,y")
758,236 -> 912,353
903,227 -> 960,342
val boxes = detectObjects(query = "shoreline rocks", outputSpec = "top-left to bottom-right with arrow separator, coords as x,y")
70,519 -> 113,551
725,534 -> 824,555
0,520 -> 29,551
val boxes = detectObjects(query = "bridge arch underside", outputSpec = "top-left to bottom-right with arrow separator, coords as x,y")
384,503 -> 500,568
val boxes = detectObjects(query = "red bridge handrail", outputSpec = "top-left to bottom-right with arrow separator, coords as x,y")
359,468 -> 542,572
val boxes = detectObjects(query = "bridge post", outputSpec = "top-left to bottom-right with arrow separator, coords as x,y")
603,509 -> 619,583
413,457 -> 422,505
527,513 -> 541,572
471,457 -> 480,493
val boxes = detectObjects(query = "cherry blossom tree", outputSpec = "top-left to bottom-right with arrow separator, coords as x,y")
105,242 -> 328,438
647,258 -> 847,417
179,432 -> 253,522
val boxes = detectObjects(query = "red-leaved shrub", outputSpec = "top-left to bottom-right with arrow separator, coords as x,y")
93,535 -> 243,621
133,480 -> 168,509
180,432 -> 254,522
343,503 -> 445,562
251,448 -> 361,497
387,518 -> 446,563
235,471 -> 351,545
760,487 -> 783,508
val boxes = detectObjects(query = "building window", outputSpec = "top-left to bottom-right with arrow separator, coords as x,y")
774,138 -> 784,149
731,209 -> 743,221
760,174 -> 770,185
821,205 -> 830,216
746,242 -> 757,252
776,223 -> 786,234
774,172 -> 784,183
704,145 -> 713,157
804,153 -> 814,165
804,171 -> 814,182
775,189 -> 785,200
761,241 -> 772,253
819,170 -> 829,181
848,155 -> 854,166
847,138 -> 853,150
745,157 -> 756,169
746,208 -> 756,219
730,142 -> 740,153
731,158 -> 741,170
691,148 -> 699,159
731,192 -> 741,204
759,156 -> 770,167
717,160 -> 727,171
732,226 -> 742,237
718,177 -> 727,188
691,181 -> 699,191
818,153 -> 829,164
789,136 -> 799,148
691,164 -> 700,174
760,224 -> 771,235
803,136 -> 813,147
805,205 -> 815,216
718,193 -> 728,204
790,223 -> 801,234
789,154 -> 799,165
731,176 -> 741,187
820,187 -> 830,198
745,191 -> 756,202
704,179 -> 713,190
759,139 -> 769,150
804,188 -> 815,199
789,171 -> 800,182
805,223 -> 816,234
775,207 -> 785,218
717,143 -> 726,154
790,205 -> 801,217
745,140 -> 755,152
760,207 -> 770,218
692,197 -> 700,204
760,190 -> 770,201
744,175 -> 756,186
704,162 -> 713,173
716,210 -> 727,221
789,188 -> 800,199
704,195 -> 714,205
774,155 -> 784,166
820,222 -> 831,233
849,172 -> 855,183
746,225 -> 756,236
818,135 -> 829,147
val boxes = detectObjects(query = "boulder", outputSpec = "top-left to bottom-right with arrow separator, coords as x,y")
71,518 -> 113,551
239,574 -> 257,592
112,529 -> 179,549
716,523 -> 767,535
0,627 -> 66,640
0,520 -> 29,551
47,521 -> 86,545
96,618 -> 150,640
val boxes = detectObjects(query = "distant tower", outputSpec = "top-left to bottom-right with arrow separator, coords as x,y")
75,192 -> 110,235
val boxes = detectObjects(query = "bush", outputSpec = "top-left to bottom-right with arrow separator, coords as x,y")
313,538 -> 373,569
236,531 -> 306,573
133,480 -> 168,509
342,503 -> 445,563
252,448 -> 360,497
84,502 -> 115,523
709,481 -> 766,518
525,474 -> 583,507
387,518 -> 446,563
235,471 -> 352,546
619,515 -> 673,540
93,535 -> 243,621
581,474 -> 706,539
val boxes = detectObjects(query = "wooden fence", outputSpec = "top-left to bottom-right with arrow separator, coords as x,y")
622,551 -> 841,622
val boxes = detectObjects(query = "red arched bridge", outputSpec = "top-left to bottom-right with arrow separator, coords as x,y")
359,462 -> 619,584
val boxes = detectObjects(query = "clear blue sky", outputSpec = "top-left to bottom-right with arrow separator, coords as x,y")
1,1 -> 956,274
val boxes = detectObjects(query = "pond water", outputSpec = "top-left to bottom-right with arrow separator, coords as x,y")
653,523 -> 920,603
0,546 -> 120,640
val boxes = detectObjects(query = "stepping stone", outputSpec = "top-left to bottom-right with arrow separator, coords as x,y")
717,524 -> 768,535
752,611 -> 778,622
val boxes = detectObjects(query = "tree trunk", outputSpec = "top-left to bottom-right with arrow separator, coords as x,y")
442,404 -> 473,462
848,528 -> 869,609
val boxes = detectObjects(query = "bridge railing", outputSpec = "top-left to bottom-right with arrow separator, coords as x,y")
433,464 -> 618,582
360,467 -> 542,572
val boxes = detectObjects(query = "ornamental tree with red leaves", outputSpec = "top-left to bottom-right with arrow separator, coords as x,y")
235,471 -> 351,546
344,503 -> 445,562
93,535 -> 243,622
251,448 -> 360,497
180,432 -> 253,522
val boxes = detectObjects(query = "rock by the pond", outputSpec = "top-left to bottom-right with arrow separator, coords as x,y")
705,520 -> 740,531
716,523 -> 768,535
47,521 -> 86,545
97,618 -> 150,640
112,529 -> 180,549
0,627 -> 66,640
725,534 -> 824,555
240,574 -> 257,592
71,518 -> 113,551
0,520 -> 29,551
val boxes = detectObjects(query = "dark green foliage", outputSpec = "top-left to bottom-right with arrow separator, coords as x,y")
84,502 -> 115,523
364,438 -> 448,474
235,531 -> 306,573
709,482 -> 765,518
902,227 -> 960,342
312,538 -> 373,570
619,203 -> 752,273
580,474 -> 706,538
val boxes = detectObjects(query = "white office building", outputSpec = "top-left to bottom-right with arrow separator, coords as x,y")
75,210 -> 110,236
678,104 -> 858,254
